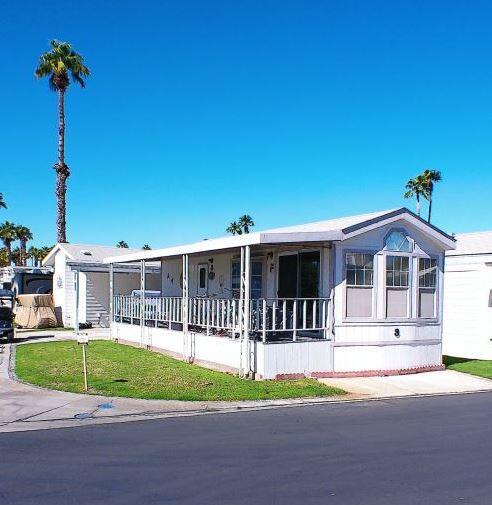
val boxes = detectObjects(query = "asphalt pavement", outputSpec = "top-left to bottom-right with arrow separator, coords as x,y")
1,392 -> 491,505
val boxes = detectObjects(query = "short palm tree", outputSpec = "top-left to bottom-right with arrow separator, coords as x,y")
404,175 -> 427,217
15,225 -> 33,266
0,193 -> 6,210
35,40 -> 90,243
422,169 -> 442,223
142,244 -> 151,250
27,246 -> 40,266
117,241 -> 129,248
11,247 -> 22,266
226,221 -> 243,235
0,221 -> 17,265
238,215 -> 254,234
0,248 -> 8,267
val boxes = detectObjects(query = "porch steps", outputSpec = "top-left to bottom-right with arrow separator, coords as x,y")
86,278 -> 109,327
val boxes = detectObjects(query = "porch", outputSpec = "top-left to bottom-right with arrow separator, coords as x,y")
107,242 -> 334,378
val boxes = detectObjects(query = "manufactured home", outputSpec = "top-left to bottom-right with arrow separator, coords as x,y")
106,208 -> 456,379
43,243 -> 160,327
443,231 -> 492,360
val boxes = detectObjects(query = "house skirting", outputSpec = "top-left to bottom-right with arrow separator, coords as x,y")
111,322 -> 443,380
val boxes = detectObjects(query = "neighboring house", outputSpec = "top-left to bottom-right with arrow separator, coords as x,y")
443,231 -> 492,360
0,266 -> 53,295
106,208 -> 455,379
43,244 -> 160,328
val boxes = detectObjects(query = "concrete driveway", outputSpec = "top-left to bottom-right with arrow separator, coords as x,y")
1,332 -> 492,433
319,369 -> 492,398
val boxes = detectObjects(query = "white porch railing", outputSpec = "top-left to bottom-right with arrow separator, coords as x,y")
113,295 -> 331,341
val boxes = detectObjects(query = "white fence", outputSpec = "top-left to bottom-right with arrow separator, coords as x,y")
113,295 -> 330,341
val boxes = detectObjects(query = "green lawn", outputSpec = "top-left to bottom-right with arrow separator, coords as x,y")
15,340 -> 345,401
443,355 -> 492,380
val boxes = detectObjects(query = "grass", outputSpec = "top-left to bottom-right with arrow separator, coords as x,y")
443,355 -> 492,380
15,340 -> 345,401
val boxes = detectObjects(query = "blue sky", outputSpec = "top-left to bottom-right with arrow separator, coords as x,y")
1,0 -> 491,249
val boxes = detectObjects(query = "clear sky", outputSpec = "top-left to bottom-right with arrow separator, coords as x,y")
1,0 -> 491,249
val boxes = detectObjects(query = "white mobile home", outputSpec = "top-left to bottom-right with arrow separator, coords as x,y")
106,208 -> 455,379
443,231 -> 492,359
43,244 -> 160,328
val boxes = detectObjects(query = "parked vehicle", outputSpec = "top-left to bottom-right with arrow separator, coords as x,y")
0,289 -> 15,342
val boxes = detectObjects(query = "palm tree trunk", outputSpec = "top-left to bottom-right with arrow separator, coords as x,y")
20,240 -> 26,266
416,194 -> 420,216
5,242 -> 12,266
56,88 -> 69,243
427,193 -> 432,223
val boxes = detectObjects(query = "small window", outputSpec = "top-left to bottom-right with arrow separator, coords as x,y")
345,253 -> 374,318
197,264 -> 208,295
385,231 -> 411,252
199,268 -> 206,289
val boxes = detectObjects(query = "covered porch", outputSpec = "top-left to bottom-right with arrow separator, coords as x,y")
106,240 -> 334,379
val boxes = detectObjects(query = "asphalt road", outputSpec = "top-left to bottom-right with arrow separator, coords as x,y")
1,393 -> 491,505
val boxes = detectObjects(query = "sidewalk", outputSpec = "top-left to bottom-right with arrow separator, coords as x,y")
1,333 -> 492,433
317,370 -> 492,398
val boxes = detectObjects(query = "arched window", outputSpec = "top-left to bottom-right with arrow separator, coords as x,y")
385,230 -> 411,252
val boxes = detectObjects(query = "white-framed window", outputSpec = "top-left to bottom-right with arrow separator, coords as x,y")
385,255 -> 410,318
345,252 -> 374,317
418,257 -> 437,318
231,259 -> 263,299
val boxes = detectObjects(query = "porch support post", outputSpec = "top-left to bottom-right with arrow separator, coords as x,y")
238,247 -> 245,375
182,254 -> 189,360
140,259 -> 146,347
243,245 -> 251,377
109,263 -> 114,340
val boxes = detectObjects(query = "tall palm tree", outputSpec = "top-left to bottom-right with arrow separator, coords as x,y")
0,193 -> 6,210
404,175 -> 426,216
422,169 -> 442,223
15,225 -> 33,266
226,221 -> 243,235
116,241 -> 129,248
35,40 -> 90,243
0,221 -> 17,265
238,215 -> 254,234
